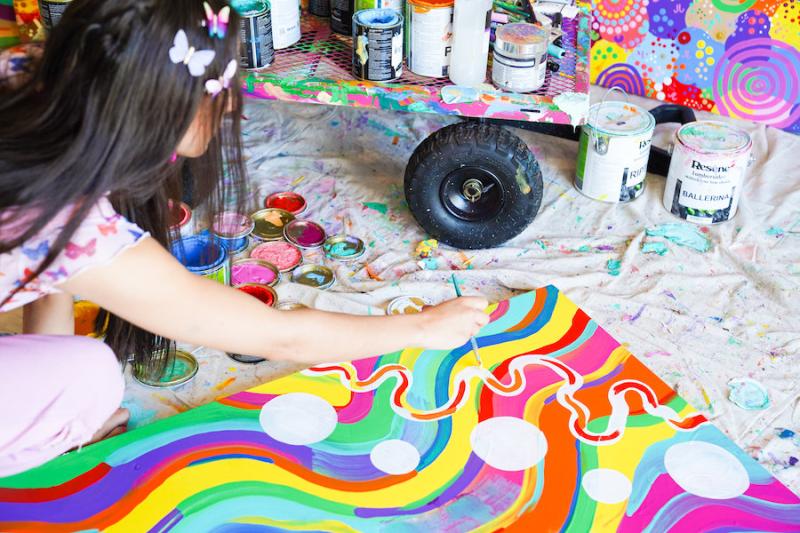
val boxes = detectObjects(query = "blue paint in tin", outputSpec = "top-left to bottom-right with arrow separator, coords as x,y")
171,236 -> 229,284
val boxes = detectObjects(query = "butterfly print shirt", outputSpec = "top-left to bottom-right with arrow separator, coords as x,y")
0,197 -> 149,312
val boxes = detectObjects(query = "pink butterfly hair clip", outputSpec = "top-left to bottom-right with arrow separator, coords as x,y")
205,59 -> 238,96
203,2 -> 230,39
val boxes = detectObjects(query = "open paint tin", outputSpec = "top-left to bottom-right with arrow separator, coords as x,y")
323,235 -> 366,261
231,258 -> 280,287
284,220 -> 326,249
168,200 -> 194,237
73,300 -> 109,339
133,349 -> 199,388
171,235 -> 230,285
276,301 -> 308,310
250,240 -> 303,272
387,296 -> 428,315
352,9 -> 404,82
212,212 -> 254,251
250,208 -> 295,242
291,264 -> 336,290
228,283 -> 278,363
264,191 -> 307,215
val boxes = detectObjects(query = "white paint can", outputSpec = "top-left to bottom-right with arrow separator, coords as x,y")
663,121 -> 753,225
406,0 -> 454,78
575,101 -> 655,203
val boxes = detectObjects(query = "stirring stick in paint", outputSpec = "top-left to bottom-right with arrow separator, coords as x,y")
450,274 -> 483,367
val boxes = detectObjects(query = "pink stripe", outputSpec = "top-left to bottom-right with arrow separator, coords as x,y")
489,300 -> 509,322
668,505 -> 800,532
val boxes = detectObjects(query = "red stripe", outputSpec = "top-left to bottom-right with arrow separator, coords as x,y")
0,463 -> 111,503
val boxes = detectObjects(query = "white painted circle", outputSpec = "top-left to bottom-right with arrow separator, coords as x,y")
470,416 -> 548,471
259,393 -> 338,446
370,440 -> 420,475
664,441 -> 749,499
582,469 -> 632,504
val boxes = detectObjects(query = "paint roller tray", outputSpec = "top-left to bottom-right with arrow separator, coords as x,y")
242,6 -> 591,126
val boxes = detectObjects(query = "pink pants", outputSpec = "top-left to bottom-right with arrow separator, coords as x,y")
0,335 -> 124,477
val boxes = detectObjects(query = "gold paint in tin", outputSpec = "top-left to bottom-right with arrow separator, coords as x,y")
250,208 -> 295,241
291,264 -> 336,290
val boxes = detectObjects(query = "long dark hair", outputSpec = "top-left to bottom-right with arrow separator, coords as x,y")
0,0 -> 247,377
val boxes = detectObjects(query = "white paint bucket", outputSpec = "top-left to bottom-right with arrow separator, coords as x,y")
663,121 -> 753,225
406,0 -> 454,78
575,100 -> 655,203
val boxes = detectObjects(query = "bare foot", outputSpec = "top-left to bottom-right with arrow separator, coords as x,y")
88,408 -> 130,445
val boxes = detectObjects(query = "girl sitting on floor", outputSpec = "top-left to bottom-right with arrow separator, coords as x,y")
0,0 -> 488,477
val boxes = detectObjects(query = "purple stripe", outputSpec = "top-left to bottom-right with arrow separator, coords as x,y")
149,508 -> 183,532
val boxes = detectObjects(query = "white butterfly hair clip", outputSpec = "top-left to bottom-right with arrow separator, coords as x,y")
169,29 -> 216,77
205,59 -> 238,96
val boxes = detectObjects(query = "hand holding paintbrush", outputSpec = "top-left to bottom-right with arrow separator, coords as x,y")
450,274 -> 485,367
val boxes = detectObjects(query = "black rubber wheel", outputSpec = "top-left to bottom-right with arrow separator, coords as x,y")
404,122 -> 543,250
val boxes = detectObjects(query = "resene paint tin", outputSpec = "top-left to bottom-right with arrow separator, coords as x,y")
291,264 -> 336,290
284,219 -> 326,249
663,121 -> 753,225
250,240 -> 303,272
212,212 -> 255,259
231,258 -> 280,287
330,0 -> 355,35
133,350 -> 199,388
352,9 -> 404,82
492,22 -> 549,93
575,101 -> 655,203
232,0 -> 275,70
264,191 -> 307,215
387,296 -> 427,315
250,208 -> 295,242
323,235 -> 366,261
406,0 -> 453,78
37,0 -> 71,33
171,235 -> 230,285
168,201 -> 194,238
309,0 -> 331,17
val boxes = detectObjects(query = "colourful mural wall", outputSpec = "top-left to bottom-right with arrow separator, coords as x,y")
590,0 -> 800,134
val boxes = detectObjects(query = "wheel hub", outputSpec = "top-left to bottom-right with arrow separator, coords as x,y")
441,167 -> 505,222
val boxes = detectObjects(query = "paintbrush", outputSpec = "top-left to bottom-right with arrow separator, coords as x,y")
450,274 -> 483,367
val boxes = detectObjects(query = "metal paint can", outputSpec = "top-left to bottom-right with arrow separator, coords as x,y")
330,0 -> 355,35
270,0 -> 301,49
291,264 -> 336,290
323,234 -> 366,261
264,191 -> 307,215
250,208 -> 295,242
356,0 -> 404,11
227,283 -> 278,364
133,350 -> 199,388
232,0 -> 275,70
284,219 -> 326,249
663,121 -> 753,225
232,258 -> 280,286
171,235 -> 230,285
492,22 -> 548,93
309,0 -> 331,17
37,0 -> 72,33
405,0 -> 453,78
211,212 -> 255,259
575,101 -> 655,203
168,200 -> 194,238
352,9 -> 404,82
277,301 -> 308,310
387,295 -> 427,315
250,240 -> 304,272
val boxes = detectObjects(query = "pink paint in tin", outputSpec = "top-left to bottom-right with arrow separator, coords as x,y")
231,259 -> 279,286
250,241 -> 303,272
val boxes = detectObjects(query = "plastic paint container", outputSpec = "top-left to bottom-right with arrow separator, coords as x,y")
212,212 -> 255,259
231,258 -> 280,286
284,219 -> 326,249
323,234 -> 366,261
309,0 -> 331,17
291,264 -> 336,290
264,191 -> 307,215
251,240 -> 303,272
168,201 -> 194,238
171,235 -> 230,285
133,350 -> 199,388
227,283 -> 278,364
492,23 -> 549,93
405,0 -> 453,78
270,0 -> 301,49
37,0 -> 72,33
575,101 -> 655,203
232,0 -> 275,70
250,208 -> 295,242
352,9 -> 404,82
387,296 -> 427,315
663,121 -> 753,225
330,0 -> 355,35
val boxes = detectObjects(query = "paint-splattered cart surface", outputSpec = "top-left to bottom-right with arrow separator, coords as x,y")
243,10 -> 591,127
1,288 -> 799,531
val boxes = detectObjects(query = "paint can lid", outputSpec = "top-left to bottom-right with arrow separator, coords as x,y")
586,101 -> 655,136
284,219 -> 327,249
212,212 -> 255,240
230,0 -> 269,16
353,9 -> 404,28
276,301 -> 307,310
264,191 -> 308,216
387,296 -> 428,315
676,120 -> 752,155
133,350 -> 199,388
235,282 -> 278,307
495,23 -> 549,59
323,235 -> 366,261
250,208 -> 295,241
291,264 -> 336,290
227,353 -> 266,364
250,240 -> 304,272
232,258 -> 280,287
407,0 -> 454,8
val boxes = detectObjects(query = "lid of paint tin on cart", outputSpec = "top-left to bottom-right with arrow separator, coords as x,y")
387,296 -> 427,315
408,0 -> 454,7
323,234 -> 366,261
231,258 -> 280,287
231,0 -> 268,16
494,23 -> 549,59
586,101 -> 655,136
291,264 -> 336,290
133,349 -> 199,388
676,120 -> 752,155
276,301 -> 308,310
284,219 -> 327,249
250,208 -> 295,241
212,212 -> 255,240
250,240 -> 303,272
235,282 -> 278,307
264,191 -> 307,216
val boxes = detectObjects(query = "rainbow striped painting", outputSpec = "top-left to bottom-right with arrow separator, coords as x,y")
1,286 -> 798,531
